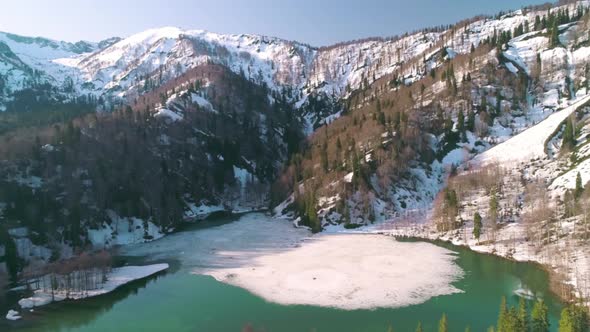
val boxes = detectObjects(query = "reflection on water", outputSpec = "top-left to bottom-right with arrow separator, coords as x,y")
1,260 -> 175,332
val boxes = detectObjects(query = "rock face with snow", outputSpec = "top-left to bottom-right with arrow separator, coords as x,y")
0,32 -> 120,110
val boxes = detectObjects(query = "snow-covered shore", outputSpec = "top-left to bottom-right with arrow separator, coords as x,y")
16,263 -> 169,310
371,221 -> 590,306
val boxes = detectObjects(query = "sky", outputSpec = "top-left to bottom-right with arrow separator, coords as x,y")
1,0 -> 551,47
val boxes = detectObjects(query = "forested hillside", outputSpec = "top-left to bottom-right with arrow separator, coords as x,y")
0,64 -> 303,279
2,0 -> 590,292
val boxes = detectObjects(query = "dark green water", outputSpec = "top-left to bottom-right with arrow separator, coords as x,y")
2,237 -> 564,332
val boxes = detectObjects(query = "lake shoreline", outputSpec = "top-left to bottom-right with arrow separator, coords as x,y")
384,232 -> 578,308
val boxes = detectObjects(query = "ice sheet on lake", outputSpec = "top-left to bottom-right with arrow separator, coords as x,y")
123,213 -> 463,310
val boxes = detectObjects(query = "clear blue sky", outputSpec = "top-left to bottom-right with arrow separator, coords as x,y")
1,0 -> 550,46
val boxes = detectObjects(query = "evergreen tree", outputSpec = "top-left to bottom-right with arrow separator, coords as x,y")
559,306 -> 574,332
497,296 -> 509,332
559,304 -> 589,332
562,118 -> 576,151
467,109 -> 476,132
531,300 -> 550,332
550,20 -> 560,48
458,109 -> 466,142
320,141 -> 329,173
473,212 -> 483,241
518,297 -> 528,332
0,228 -> 20,281
416,322 -> 423,332
439,313 -> 449,332
574,172 -> 584,200
489,188 -> 499,230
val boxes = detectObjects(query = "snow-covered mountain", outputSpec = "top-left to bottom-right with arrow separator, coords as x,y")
0,3 -> 583,116
0,32 -> 122,108
1,3 -> 583,110
0,25 -> 445,113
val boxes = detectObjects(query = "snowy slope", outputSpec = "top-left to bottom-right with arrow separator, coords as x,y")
474,95 -> 590,166
0,32 -> 111,99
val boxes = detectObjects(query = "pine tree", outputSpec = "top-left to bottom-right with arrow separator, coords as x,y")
562,118 -> 576,152
473,212 -> 483,241
458,109 -> 466,142
498,296 -> 509,332
467,109 -> 476,132
559,307 -> 574,332
0,228 -> 20,281
439,314 -> 449,332
531,300 -> 550,332
416,322 -> 423,332
574,172 -> 584,200
489,188 -> 499,230
550,20 -> 560,48
559,305 -> 589,332
518,297 -> 528,332
320,141 -> 329,173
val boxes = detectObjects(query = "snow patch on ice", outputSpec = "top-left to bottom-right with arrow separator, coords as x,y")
5,309 -> 21,321
198,234 -> 463,310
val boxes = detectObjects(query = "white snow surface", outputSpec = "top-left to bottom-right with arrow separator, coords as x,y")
87,210 -> 163,248
200,234 -> 463,310
550,158 -> 590,193
154,108 -> 183,121
123,213 -> 463,310
184,202 -> 225,220
5,309 -> 21,321
18,263 -> 169,309
474,95 -> 590,166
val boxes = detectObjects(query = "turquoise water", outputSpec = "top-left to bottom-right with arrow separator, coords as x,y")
2,227 -> 564,332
